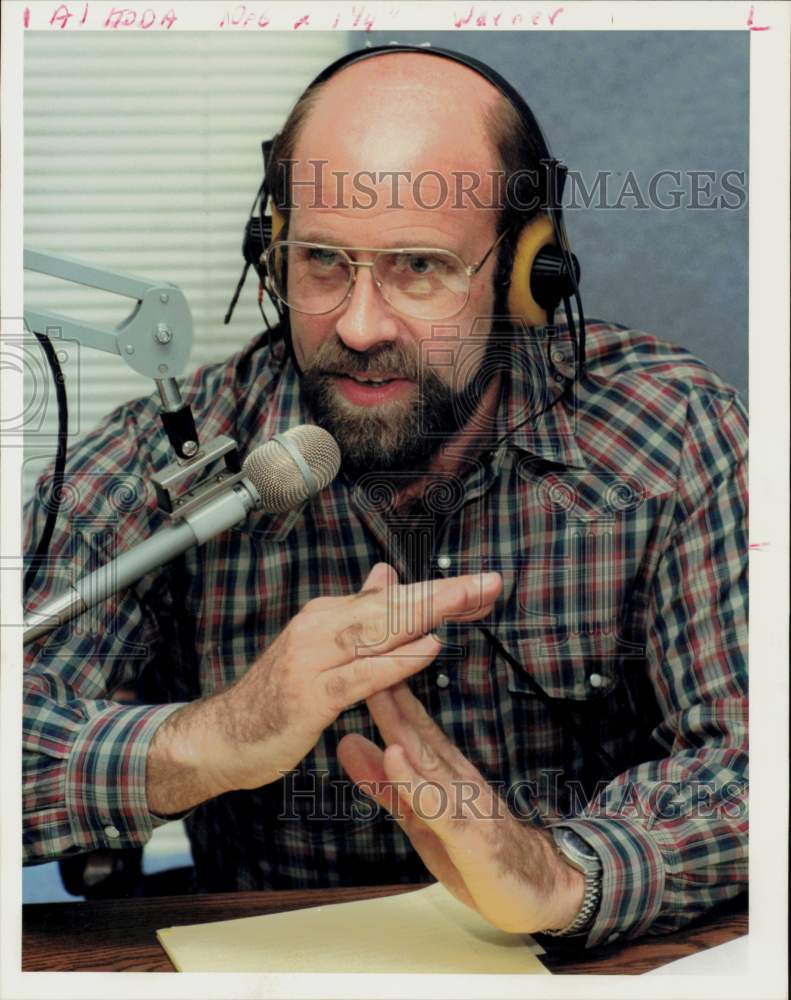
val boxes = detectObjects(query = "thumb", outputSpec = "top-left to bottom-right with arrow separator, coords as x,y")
362,562 -> 399,592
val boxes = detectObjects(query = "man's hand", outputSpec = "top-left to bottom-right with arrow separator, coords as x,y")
338,577 -> 584,935
147,562 -> 501,814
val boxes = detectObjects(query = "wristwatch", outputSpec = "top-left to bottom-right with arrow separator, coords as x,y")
542,827 -> 603,937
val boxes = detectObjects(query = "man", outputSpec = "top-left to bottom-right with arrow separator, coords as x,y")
23,49 -> 747,947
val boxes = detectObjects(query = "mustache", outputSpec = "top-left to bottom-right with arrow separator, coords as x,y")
304,338 -> 422,381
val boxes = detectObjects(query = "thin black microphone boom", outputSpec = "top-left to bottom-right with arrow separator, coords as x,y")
24,426 -> 341,645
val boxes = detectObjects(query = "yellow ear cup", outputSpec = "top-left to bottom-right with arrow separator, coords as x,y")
507,214 -> 555,327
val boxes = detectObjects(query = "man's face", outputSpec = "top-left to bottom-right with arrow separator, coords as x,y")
285,60 -> 504,481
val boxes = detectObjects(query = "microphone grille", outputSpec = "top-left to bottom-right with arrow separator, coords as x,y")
242,425 -> 341,513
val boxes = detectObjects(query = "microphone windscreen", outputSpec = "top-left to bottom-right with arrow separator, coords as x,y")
242,425 -> 341,512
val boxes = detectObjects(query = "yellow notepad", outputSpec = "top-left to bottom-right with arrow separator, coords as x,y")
157,883 -> 550,974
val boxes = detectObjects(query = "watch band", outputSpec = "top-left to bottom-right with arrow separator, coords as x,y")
543,827 -> 603,937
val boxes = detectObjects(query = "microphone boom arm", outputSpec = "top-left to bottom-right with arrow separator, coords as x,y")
24,477 -> 261,645
24,248 -> 200,459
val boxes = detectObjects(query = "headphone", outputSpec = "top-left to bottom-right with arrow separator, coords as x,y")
225,43 -> 585,371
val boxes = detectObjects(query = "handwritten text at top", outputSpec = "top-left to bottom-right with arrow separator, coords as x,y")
35,3 -> 177,29
452,6 -> 565,28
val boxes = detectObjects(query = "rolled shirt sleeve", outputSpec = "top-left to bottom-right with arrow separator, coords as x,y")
24,698 -> 185,859
551,387 -> 748,946
22,397 -> 185,863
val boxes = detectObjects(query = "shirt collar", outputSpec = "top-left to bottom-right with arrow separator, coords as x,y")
255,358 -> 312,443
494,348 -> 589,470
243,330 -> 588,470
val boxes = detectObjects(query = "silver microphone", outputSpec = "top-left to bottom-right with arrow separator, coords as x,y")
24,425 -> 341,644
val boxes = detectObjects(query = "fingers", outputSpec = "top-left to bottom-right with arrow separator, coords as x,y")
369,682 -> 483,784
380,744 -> 490,896
365,685 -> 407,747
300,565 -> 501,672
361,562 -> 399,593
382,740 -> 468,843
338,736 -> 479,912
336,733 -> 409,820
390,572 -> 502,642
374,700 -> 499,850
367,684 -> 454,782
321,633 -> 443,712
327,571 -> 502,663
336,733 -> 385,786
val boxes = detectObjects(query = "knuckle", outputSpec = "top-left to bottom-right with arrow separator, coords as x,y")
351,658 -> 374,688
418,740 -> 441,771
323,671 -> 349,709
362,618 -> 389,648
335,618 -> 387,655
334,621 -> 364,655
279,612 -> 315,648
302,595 -> 332,616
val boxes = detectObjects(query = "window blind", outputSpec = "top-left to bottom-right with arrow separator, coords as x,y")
23,31 -> 348,500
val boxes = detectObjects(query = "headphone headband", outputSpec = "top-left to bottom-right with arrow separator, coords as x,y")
304,44 -> 555,165
226,41 -> 583,368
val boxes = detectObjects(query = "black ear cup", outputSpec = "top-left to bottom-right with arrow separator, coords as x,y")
531,245 -> 581,313
242,214 -> 271,280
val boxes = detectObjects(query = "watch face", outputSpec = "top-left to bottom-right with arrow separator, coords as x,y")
555,828 -> 600,865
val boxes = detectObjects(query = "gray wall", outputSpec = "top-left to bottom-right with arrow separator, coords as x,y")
359,32 -> 749,401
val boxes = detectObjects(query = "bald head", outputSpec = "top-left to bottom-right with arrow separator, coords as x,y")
296,52 -> 501,180
266,51 -> 529,231
266,49 -> 550,235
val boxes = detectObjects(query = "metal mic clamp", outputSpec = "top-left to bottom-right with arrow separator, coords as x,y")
151,434 -> 243,518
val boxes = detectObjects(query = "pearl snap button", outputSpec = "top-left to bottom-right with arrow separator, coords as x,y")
588,673 -> 604,688
104,825 -> 121,839
436,672 -> 450,689
437,556 -> 452,571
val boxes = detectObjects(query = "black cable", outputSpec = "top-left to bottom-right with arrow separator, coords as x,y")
485,299 -> 580,455
223,260 -> 251,326
258,296 -> 272,332
476,624 -> 619,778
459,187 -> 615,778
24,333 -> 69,595
224,179 -> 266,325
474,294 -> 618,777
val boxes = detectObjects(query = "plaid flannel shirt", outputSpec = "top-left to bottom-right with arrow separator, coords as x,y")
23,320 -> 748,948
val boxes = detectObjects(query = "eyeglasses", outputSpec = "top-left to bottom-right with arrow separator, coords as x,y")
261,230 -> 509,322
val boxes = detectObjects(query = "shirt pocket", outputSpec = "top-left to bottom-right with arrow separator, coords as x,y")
492,622 -> 658,789
493,623 -> 633,702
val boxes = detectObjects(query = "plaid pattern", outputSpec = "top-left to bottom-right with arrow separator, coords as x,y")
23,320 -> 748,947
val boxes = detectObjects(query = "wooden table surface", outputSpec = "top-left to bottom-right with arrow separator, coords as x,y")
23,884 -> 748,975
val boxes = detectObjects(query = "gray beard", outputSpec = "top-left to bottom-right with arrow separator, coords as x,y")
302,367 -> 480,484
299,339 -> 494,484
